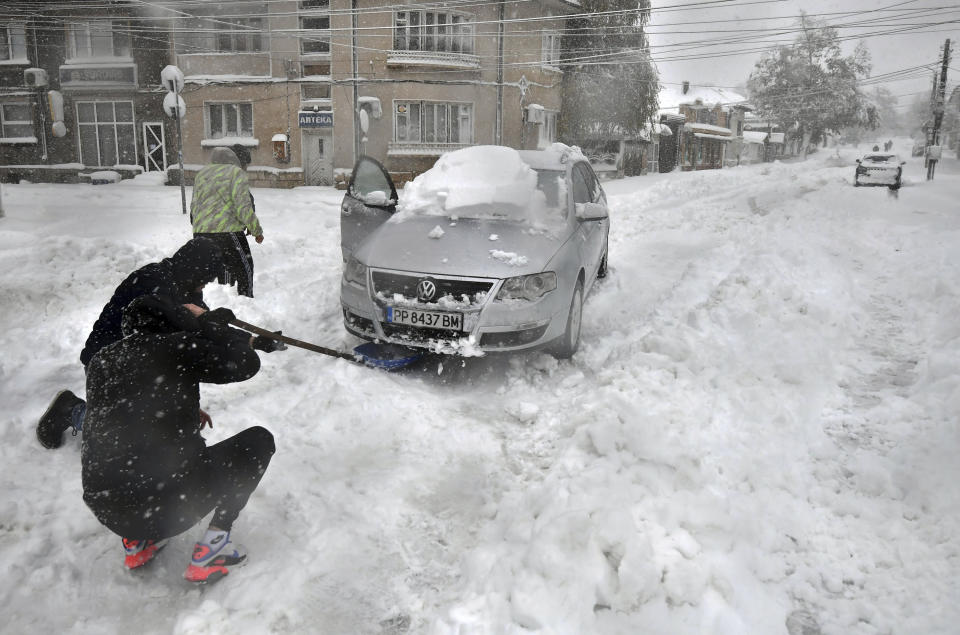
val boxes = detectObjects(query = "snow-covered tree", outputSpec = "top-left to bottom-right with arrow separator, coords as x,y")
748,14 -> 877,147
559,0 -> 659,142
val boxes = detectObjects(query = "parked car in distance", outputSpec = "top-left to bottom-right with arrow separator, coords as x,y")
339,145 -> 610,358
911,140 -> 925,157
854,153 -> 905,189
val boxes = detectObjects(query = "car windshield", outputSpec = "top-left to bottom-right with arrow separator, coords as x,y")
864,155 -> 895,162
393,146 -> 567,228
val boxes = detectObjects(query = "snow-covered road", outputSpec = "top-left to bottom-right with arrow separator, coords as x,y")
1,142 -> 957,634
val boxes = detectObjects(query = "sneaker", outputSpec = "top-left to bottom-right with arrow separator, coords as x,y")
184,532 -> 247,584
37,390 -> 83,449
122,538 -> 168,569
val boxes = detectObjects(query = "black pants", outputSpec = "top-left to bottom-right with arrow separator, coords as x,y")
89,426 -> 275,540
194,231 -> 255,298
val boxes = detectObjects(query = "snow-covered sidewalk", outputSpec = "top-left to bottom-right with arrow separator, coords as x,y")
1,144 -> 958,634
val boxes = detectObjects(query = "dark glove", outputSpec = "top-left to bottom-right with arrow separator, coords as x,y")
252,331 -> 286,353
200,307 -> 236,326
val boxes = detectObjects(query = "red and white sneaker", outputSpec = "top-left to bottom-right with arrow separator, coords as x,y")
122,538 -> 168,569
183,531 -> 247,584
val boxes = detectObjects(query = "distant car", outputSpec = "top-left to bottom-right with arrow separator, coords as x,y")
339,145 -> 610,358
854,153 -> 905,189
911,141 -> 925,157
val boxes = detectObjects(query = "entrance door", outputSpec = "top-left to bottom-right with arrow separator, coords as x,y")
142,122 -> 166,171
302,131 -> 333,186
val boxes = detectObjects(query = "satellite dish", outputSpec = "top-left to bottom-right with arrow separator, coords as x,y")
359,108 -> 369,134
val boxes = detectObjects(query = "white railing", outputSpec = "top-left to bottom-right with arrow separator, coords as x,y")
386,50 -> 480,69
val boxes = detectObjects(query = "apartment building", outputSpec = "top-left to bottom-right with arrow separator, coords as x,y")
1,2 -> 172,183
166,0 -> 578,187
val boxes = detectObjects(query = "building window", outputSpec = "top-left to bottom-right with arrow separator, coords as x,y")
395,101 -> 472,144
216,18 -> 263,52
394,11 -> 474,54
1,102 -> 33,139
1,23 -> 28,62
542,32 -> 561,69
206,102 -> 253,139
538,110 -> 558,148
300,16 -> 330,54
76,101 -> 136,166
301,84 -> 330,100
67,21 -> 131,60
299,0 -> 329,7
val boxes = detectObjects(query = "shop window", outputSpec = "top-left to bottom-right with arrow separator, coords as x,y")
206,102 -> 253,139
395,101 -> 472,144
76,101 -> 136,166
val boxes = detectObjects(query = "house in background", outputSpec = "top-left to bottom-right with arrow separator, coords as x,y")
742,112 -> 785,162
657,82 -> 751,171
1,2 -> 172,183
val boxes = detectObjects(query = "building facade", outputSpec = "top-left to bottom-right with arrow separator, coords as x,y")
1,2 -> 173,183
164,0 -> 577,188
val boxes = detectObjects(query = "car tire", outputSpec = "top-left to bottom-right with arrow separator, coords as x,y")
854,177 -> 860,187
552,281 -> 583,359
597,248 -> 608,279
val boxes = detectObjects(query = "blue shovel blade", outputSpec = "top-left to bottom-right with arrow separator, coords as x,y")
353,342 -> 424,370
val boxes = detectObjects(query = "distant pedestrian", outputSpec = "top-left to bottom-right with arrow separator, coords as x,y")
191,145 -> 264,298
36,237 -> 224,449
81,295 -> 282,582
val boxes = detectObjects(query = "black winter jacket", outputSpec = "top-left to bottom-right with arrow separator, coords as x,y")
81,303 -> 260,535
79,238 -> 223,367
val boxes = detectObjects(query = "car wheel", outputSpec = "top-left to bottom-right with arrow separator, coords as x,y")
552,281 -> 583,359
597,249 -> 608,279
854,177 -> 860,187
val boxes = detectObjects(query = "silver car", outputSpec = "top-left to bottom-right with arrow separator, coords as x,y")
339,146 -> 610,358
854,153 -> 905,188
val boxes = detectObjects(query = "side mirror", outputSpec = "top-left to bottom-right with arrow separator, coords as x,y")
855,159 -> 861,163
900,161 -> 906,166
576,202 -> 608,221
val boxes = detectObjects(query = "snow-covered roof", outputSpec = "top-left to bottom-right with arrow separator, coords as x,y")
658,84 -> 748,118
683,122 -> 733,136
743,131 -> 769,144
769,132 -> 786,144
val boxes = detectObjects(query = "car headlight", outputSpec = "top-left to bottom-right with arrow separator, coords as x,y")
344,256 -> 367,286
496,272 -> 557,301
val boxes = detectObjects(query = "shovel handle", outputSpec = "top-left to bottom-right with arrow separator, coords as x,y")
230,318 -> 359,363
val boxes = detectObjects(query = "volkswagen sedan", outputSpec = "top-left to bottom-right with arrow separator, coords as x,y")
339,145 -> 609,358
854,153 -> 905,188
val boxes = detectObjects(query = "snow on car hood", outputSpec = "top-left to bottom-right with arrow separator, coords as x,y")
355,215 -> 566,278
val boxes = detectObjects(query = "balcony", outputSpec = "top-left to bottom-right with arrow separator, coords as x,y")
386,50 -> 480,70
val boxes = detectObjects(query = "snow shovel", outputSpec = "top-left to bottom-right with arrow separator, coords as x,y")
230,318 -> 424,370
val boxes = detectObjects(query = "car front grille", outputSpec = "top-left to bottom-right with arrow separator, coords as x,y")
381,322 -> 462,342
371,271 -> 494,304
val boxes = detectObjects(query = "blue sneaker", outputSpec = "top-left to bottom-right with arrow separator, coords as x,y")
184,531 -> 246,583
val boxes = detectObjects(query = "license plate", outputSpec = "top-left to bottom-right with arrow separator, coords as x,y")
386,307 -> 463,331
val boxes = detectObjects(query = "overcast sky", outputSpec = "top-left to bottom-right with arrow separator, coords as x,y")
647,0 -> 960,109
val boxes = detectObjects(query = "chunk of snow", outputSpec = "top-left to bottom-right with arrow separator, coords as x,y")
489,249 -> 528,266
428,225 -> 445,239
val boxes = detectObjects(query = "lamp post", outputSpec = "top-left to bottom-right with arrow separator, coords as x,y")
161,66 -> 187,214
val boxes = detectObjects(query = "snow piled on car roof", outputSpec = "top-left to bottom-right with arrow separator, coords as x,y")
393,145 -> 564,227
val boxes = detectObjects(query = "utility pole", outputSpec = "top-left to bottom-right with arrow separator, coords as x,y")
495,0 -> 504,146
928,38 -> 951,181
352,0 -> 360,162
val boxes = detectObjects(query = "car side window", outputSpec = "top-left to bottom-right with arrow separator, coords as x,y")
572,165 -> 591,205
349,158 -> 396,207
579,163 -> 603,203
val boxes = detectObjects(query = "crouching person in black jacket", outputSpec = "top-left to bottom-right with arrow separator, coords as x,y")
81,295 -> 282,583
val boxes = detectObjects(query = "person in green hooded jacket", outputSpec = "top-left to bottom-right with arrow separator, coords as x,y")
191,145 -> 263,298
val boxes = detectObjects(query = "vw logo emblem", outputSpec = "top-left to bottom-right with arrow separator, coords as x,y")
416,279 -> 437,302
